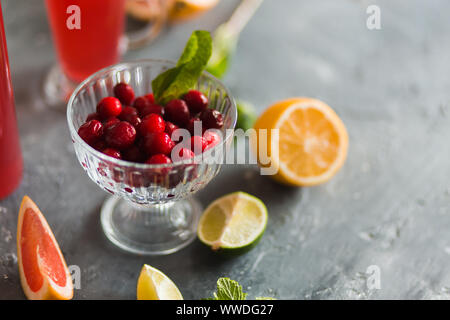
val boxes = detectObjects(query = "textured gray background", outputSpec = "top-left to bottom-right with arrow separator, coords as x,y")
1,0 -> 450,299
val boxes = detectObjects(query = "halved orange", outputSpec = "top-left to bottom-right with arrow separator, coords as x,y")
252,98 -> 349,186
17,196 -> 73,300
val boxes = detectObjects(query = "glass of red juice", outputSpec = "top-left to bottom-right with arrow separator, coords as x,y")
0,3 -> 23,199
43,0 -> 166,106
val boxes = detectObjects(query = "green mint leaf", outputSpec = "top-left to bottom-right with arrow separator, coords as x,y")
152,30 -> 212,104
215,278 -> 248,300
151,68 -> 181,101
204,278 -> 274,300
177,30 -> 205,66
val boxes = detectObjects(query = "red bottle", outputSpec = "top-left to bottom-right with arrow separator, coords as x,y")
0,3 -> 23,199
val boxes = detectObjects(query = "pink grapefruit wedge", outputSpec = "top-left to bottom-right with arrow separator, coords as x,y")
17,196 -> 73,300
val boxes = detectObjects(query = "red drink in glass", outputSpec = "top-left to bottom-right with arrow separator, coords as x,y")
0,3 -> 23,199
45,0 -> 126,83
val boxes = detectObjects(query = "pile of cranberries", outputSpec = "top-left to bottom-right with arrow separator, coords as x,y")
77,82 -> 224,165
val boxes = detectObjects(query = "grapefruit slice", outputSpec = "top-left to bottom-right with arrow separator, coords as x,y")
17,196 -> 73,300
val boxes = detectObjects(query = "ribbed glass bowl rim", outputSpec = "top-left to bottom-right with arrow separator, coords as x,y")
67,59 -> 237,169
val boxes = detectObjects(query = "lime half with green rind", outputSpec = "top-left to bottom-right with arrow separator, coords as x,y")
197,192 -> 268,253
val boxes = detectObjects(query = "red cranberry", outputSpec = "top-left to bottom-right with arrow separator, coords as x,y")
118,106 -> 138,121
103,117 -> 120,131
186,117 -> 202,136
165,99 -> 190,127
145,152 -> 172,185
190,136 -> 208,155
78,120 -> 103,146
146,154 -> 172,165
139,114 -> 165,136
145,93 -> 155,104
133,96 -> 152,114
97,97 -> 122,119
143,132 -> 175,156
203,130 -> 221,150
105,121 -> 137,150
183,90 -> 208,114
86,112 -> 100,122
173,147 -> 195,162
164,121 -> 179,138
140,104 -> 164,118
113,83 -> 135,106
200,109 -> 224,129
123,145 -> 145,163
93,139 -> 107,151
126,115 -> 142,130
118,107 -> 141,129
102,148 -> 122,159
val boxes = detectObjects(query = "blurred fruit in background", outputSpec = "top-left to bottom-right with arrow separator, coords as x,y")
126,0 -> 165,21
169,0 -> 220,22
235,100 -> 257,131
126,0 -> 220,23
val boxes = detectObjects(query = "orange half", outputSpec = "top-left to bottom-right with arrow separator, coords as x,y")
17,196 -> 73,300
253,98 -> 349,186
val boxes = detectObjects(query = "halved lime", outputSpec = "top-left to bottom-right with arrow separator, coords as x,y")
137,264 -> 183,300
197,192 -> 268,252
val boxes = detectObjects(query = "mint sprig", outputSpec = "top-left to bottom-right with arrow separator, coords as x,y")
205,278 -> 247,300
152,30 -> 212,104
204,277 -> 275,300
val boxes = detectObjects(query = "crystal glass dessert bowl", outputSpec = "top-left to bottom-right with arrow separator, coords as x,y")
67,59 -> 236,255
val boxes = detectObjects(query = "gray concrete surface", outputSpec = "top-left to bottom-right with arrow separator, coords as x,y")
1,0 -> 450,299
